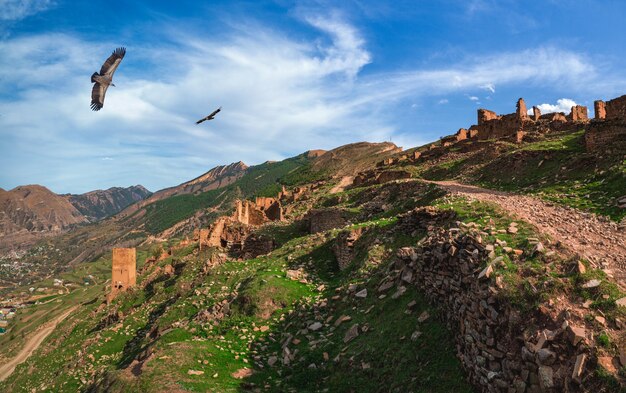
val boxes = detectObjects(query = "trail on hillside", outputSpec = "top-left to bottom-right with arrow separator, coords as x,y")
0,306 -> 76,382
431,181 -> 626,288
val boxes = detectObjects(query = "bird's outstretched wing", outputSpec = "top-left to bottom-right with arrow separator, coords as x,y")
195,107 -> 222,124
91,83 -> 109,111
100,47 -> 126,78
208,107 -> 221,118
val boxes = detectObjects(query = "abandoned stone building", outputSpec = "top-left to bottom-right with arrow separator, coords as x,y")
108,247 -> 136,302
197,192 -> 289,255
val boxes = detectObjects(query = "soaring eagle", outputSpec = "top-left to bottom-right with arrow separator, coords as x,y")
196,107 -> 222,124
90,47 -> 126,111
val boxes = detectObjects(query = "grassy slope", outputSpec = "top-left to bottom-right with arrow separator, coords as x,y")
415,130 -> 626,221
0,183 -> 472,393
3,179 -> 625,392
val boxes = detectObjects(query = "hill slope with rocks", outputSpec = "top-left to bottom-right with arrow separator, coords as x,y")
2,99 -> 626,392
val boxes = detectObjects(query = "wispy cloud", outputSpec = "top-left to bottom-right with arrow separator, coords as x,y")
0,0 -> 54,21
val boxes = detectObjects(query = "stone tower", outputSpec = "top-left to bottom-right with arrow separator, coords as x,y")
109,247 -> 136,302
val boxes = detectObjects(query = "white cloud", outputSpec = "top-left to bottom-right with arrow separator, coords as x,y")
480,83 -> 495,93
530,98 -> 578,115
468,96 -> 479,101
0,0 -> 54,21
0,15 -> 606,193
438,99 -> 449,104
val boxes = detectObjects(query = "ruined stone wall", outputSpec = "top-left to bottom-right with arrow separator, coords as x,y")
585,120 -> 626,152
568,105 -> 588,122
254,197 -> 277,211
333,228 -> 364,270
242,233 -> 274,259
478,109 -> 499,125
392,208 -> 605,392
199,228 -> 210,250
207,218 -> 228,247
604,94 -> 626,120
594,100 -> 606,120
109,247 -> 136,301
264,201 -> 283,221
306,208 -> 349,234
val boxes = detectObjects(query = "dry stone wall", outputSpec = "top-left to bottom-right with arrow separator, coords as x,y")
391,207 -> 604,393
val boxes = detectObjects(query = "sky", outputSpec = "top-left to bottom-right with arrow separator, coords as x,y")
1,0 -> 626,194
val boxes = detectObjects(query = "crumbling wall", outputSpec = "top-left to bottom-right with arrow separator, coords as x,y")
604,94 -> 626,120
585,120 -> 626,152
392,208 -> 609,392
333,227 -> 364,270
478,109 -> 499,125
199,228 -> 210,250
242,233 -> 274,259
353,170 -> 412,187
306,208 -> 349,234
568,105 -> 588,122
594,100 -> 606,120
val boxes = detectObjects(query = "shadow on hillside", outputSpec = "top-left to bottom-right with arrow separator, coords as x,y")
238,223 -> 474,393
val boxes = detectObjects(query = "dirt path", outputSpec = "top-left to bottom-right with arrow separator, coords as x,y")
431,181 -> 626,288
330,176 -> 354,194
0,306 -> 76,382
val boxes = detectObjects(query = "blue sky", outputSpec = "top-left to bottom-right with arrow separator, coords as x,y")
1,0 -> 626,193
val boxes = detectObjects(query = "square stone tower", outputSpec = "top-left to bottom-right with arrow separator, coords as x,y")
109,248 -> 136,301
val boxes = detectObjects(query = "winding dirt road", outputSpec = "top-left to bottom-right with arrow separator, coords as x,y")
0,307 -> 76,382
431,181 -> 626,288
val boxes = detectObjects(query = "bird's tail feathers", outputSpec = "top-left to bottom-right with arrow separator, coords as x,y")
91,72 -> 99,83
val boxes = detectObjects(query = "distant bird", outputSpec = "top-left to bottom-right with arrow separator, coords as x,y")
90,47 -> 126,111
196,107 -> 222,124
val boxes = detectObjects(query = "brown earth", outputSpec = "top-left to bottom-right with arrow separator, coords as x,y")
430,180 -> 626,288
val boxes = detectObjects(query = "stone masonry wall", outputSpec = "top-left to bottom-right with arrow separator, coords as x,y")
604,94 -> 626,120
585,120 -> 626,152
390,208 -> 599,392
306,208 -> 349,234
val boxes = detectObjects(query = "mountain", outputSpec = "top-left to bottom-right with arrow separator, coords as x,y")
65,185 -> 152,221
118,161 -> 248,218
0,185 -> 87,249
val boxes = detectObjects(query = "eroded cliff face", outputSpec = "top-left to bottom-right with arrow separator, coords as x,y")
66,185 -> 152,221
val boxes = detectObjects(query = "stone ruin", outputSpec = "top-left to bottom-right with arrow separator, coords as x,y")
373,94 -> 626,169
305,208 -> 351,234
108,247 -> 136,302
352,169 -> 412,187
195,186 -> 308,257
586,94 -> 626,152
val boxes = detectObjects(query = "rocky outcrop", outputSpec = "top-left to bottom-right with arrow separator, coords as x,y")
66,185 -> 151,221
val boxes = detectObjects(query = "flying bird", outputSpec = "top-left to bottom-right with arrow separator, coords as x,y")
90,47 -> 126,111
196,107 -> 222,124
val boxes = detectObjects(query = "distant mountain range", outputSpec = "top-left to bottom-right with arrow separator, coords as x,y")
64,185 -> 152,221
0,184 -> 151,249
